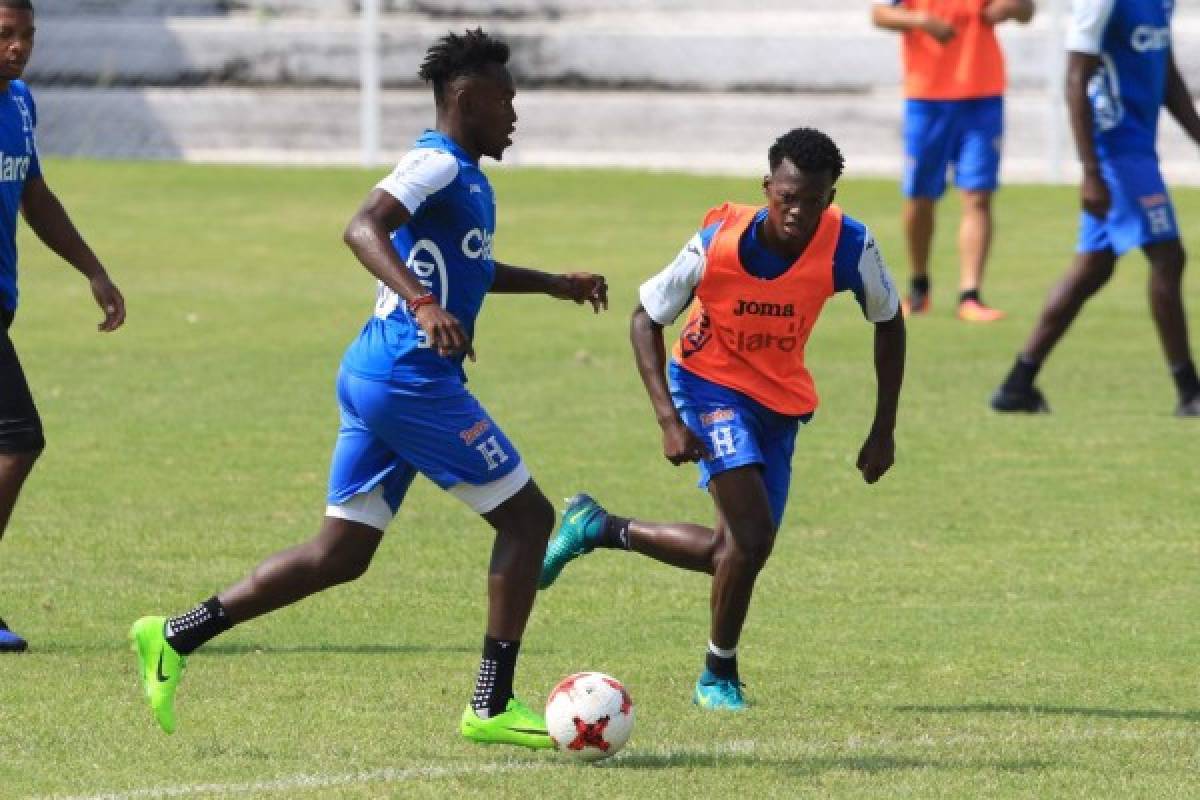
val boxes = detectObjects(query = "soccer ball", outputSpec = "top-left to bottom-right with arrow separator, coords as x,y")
545,672 -> 634,762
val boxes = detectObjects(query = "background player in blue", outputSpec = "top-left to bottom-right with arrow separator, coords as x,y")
130,30 -> 608,748
991,0 -> 1200,416
0,0 -> 126,653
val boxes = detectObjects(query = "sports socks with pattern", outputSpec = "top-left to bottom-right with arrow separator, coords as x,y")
472,635 -> 520,718
705,640 -> 738,681
164,595 -> 233,655
594,513 -> 632,550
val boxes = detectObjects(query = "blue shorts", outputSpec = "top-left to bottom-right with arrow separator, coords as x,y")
1077,154 -> 1179,256
668,362 -> 810,528
327,368 -> 524,517
903,95 -> 1004,199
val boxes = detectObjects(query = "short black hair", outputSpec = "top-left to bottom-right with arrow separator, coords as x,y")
0,0 -> 33,10
768,128 -> 844,183
418,29 -> 510,104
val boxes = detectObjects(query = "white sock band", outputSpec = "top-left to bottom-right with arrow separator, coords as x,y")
708,640 -> 737,659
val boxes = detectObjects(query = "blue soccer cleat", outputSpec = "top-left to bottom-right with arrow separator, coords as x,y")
0,616 -> 27,653
539,493 -> 607,590
693,670 -> 747,711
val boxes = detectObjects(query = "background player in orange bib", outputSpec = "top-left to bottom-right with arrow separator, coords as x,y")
873,0 -> 1034,321
539,129 -> 906,710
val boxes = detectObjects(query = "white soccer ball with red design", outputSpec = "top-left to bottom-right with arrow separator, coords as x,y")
545,671 -> 634,762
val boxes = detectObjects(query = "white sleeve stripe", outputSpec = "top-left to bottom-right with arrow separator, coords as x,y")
638,233 -> 707,326
375,149 -> 459,216
858,233 -> 900,323
1066,0 -> 1116,55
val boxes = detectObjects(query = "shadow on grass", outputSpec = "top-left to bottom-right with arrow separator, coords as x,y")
612,752 -> 1050,773
894,703 -> 1200,722
200,642 -> 477,656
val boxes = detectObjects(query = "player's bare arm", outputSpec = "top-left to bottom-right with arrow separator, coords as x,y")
871,4 -> 955,44
490,262 -> 609,312
630,305 -> 710,465
1066,51 -> 1109,218
19,175 -> 125,332
982,0 -> 1035,26
1164,53 -> 1200,147
857,310 -> 905,484
343,187 -> 471,358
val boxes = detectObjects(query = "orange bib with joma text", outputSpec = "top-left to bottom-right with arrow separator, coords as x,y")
672,202 -> 840,416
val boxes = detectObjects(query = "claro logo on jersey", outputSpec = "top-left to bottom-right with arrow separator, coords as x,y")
461,228 -> 494,260
1131,25 -> 1171,52
0,152 -> 31,183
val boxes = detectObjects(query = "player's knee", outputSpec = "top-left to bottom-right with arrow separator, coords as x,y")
720,528 -> 775,574
0,446 -> 42,477
309,538 -> 373,585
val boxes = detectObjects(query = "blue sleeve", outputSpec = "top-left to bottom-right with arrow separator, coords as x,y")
832,215 -> 868,312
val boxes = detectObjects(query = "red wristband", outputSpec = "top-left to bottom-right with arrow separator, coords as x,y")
406,292 -> 436,314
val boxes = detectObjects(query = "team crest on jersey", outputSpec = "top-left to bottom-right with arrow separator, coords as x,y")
679,308 -> 712,358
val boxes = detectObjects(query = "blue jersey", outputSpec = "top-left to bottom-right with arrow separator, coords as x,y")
1068,0 -> 1174,160
0,81 -> 43,312
341,130 -> 496,385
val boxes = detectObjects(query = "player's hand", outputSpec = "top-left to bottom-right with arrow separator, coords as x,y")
856,428 -> 895,484
90,272 -> 126,332
414,303 -> 474,360
982,0 -> 1032,25
920,13 -> 956,43
1080,171 -> 1111,219
553,273 -> 609,313
662,417 -> 710,466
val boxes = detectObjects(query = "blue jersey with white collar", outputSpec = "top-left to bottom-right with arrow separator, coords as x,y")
0,81 -> 43,312
341,130 -> 496,385
1068,0 -> 1174,160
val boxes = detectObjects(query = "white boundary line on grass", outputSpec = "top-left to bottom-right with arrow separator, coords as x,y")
35,762 -> 545,800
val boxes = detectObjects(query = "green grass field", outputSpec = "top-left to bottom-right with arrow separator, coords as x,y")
2,159 -> 1199,799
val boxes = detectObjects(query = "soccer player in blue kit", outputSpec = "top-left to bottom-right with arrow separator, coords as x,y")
131,30 -> 608,748
0,0 -> 126,653
991,0 -> 1200,416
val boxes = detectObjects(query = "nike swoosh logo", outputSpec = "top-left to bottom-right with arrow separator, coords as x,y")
508,727 -> 548,734
156,651 -> 171,683
567,509 -> 587,526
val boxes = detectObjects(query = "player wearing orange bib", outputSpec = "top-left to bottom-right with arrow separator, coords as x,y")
539,129 -> 907,709
873,0 -> 1034,321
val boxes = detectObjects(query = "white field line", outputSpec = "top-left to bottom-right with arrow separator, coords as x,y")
33,762 -> 546,800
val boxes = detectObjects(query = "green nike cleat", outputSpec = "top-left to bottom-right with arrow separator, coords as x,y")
539,493 -> 607,590
129,616 -> 186,734
460,697 -> 555,750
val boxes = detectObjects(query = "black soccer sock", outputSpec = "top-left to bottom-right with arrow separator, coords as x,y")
704,642 -> 738,681
959,288 -> 981,305
1002,353 -> 1042,394
472,635 -> 520,718
595,513 -> 632,550
164,595 -> 232,655
910,275 -> 930,296
1170,360 -> 1200,402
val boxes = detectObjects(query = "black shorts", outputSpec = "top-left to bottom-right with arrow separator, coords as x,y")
0,308 -> 45,454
